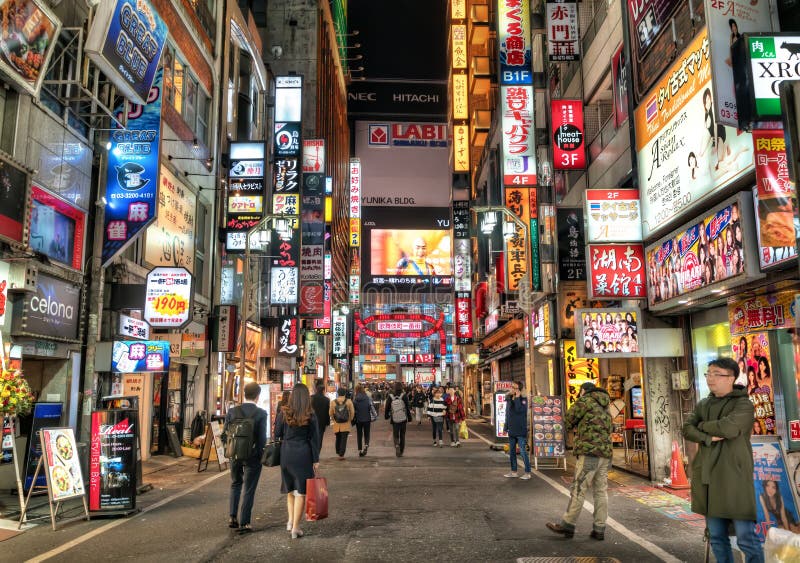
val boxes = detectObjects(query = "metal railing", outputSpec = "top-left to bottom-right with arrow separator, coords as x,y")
582,0 -> 610,54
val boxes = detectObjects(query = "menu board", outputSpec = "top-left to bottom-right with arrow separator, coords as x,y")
494,392 -> 508,439
89,410 -> 137,511
531,395 -> 566,458
41,427 -> 85,501
24,402 -> 63,489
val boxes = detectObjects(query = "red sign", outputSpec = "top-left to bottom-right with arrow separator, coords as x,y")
791,420 -> 800,441
455,292 -> 473,344
552,99 -> 586,170
31,184 -> 87,270
588,244 -> 646,299
313,280 -> 332,331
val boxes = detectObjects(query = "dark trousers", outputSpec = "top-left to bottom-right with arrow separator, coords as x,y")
356,421 -> 371,450
392,422 -> 407,453
229,458 -> 262,526
335,431 -> 349,456
431,418 -> 443,441
317,423 -> 327,445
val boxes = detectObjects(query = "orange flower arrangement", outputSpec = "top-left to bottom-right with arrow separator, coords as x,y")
0,369 -> 34,416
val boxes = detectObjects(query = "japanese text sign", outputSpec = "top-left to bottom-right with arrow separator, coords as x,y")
552,99 -> 586,170
563,339 -> 599,409
546,1 -> 580,62
728,291 -> 797,336
497,0 -> 532,84
144,267 -> 192,328
349,159 -> 361,247
111,340 -> 170,373
586,189 -> 642,242
145,166 -> 196,273
277,316 -> 300,356
557,208 -> 586,281
501,85 -> 537,186
455,292 -> 473,344
588,244 -> 646,299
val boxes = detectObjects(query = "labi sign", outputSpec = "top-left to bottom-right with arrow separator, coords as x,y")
12,273 -> 81,342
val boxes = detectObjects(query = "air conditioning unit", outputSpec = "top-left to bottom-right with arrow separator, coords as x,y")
8,261 -> 37,293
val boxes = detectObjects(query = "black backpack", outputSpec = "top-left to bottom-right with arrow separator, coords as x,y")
223,407 -> 256,462
333,400 -> 350,423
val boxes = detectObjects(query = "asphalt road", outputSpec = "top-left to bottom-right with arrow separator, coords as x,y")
1,417 -> 710,562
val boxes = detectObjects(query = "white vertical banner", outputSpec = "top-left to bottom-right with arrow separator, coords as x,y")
546,1 -> 580,62
501,85 -> 537,186
332,311 -> 347,357
349,159 -> 361,247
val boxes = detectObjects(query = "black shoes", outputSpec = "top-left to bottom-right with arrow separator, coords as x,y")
546,522 -> 574,538
228,517 -> 239,529
590,530 -> 605,541
238,524 -> 253,534
395,444 -> 402,457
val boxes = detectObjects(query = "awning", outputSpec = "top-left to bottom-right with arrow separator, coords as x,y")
479,342 -> 519,367
480,318 -> 523,349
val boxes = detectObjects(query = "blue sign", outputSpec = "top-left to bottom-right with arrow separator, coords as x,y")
87,0 -> 168,105
102,70 -> 162,265
112,340 -> 170,373
752,437 -> 800,542
24,402 -> 63,489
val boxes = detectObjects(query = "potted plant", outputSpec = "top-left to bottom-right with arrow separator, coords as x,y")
0,369 -> 34,417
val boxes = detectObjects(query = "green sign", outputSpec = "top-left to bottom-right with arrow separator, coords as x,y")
748,36 -> 800,118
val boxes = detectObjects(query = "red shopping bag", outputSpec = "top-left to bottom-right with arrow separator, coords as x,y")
305,476 -> 328,521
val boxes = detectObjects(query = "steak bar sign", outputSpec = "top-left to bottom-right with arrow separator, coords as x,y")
12,273 -> 81,341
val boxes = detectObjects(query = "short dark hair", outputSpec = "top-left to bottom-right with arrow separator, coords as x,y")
708,357 -> 739,378
514,380 -> 524,390
315,383 -> 324,393
244,382 -> 261,401
337,387 -> 346,396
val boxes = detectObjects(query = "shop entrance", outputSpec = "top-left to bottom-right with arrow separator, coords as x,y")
151,365 -> 186,455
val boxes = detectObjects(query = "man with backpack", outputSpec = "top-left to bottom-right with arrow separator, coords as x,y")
329,388 -> 355,459
224,382 -> 268,534
384,381 -> 412,457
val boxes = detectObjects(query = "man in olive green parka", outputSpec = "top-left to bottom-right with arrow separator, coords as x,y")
682,357 -> 762,563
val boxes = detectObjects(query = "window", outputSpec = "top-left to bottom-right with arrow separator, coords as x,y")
197,91 -> 209,146
163,46 -> 174,104
184,76 -> 197,133
173,58 -> 184,114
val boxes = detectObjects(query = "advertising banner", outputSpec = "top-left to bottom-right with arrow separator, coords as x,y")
705,0 -> 773,127
85,0 -> 167,105
612,44 -> 630,128
563,339 -> 599,409
453,74 -> 469,120
349,159 -> 361,247
494,390 -> 510,438
453,124 -> 470,172
635,29 -> 753,239
546,1 -> 580,62
275,122 -> 301,158
729,291 -> 796,336
587,243 -> 646,299
226,143 -> 265,253
751,437 -> 800,541
586,189 -> 642,243
299,283 -> 324,316
145,166 -> 196,272
552,99 -> 586,170
451,23 -> 467,69
277,316 -> 300,356
270,267 -> 298,305
752,131 -> 798,270
213,305 -> 236,353
531,395 -> 566,457
347,81 -> 448,117
111,340 -> 169,373
302,139 -> 325,174
0,0 -> 60,97
118,313 -> 149,340
455,291 -> 473,344
454,238 -> 471,292
646,198 -> 749,308
557,208 -> 586,281
103,70 -> 162,265
273,158 -> 298,193
732,332 -> 774,435
144,267 -> 192,328
576,308 -> 642,356
23,402 -> 62,490
501,85 -> 537,186
41,427 -> 85,502
627,0 -> 681,59
332,311 -> 347,357
370,229 -> 452,277
89,410 -> 137,511
12,273 -> 80,341
497,0 -> 532,84
737,35 -> 800,121
313,280 -> 332,331
453,200 -> 470,239
505,186 -> 530,291
29,185 -> 86,270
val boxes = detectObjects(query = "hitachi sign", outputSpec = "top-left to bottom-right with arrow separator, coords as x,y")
391,124 -> 447,141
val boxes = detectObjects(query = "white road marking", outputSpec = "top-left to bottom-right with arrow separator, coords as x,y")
24,470 -> 229,563
468,425 -> 682,563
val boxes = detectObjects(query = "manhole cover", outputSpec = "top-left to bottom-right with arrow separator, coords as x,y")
517,558 -> 622,563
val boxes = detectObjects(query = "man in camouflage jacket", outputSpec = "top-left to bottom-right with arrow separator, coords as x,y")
546,382 -> 613,540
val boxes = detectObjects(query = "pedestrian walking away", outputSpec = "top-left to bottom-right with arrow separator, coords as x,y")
411,384 -> 426,424
224,382 -> 268,534
310,382 -> 331,444
546,381 -> 612,540
385,381 -> 412,457
426,386 -> 447,446
504,380 -> 531,479
682,357 -> 763,563
444,386 -> 466,446
275,383 -> 321,539
352,384 -> 374,456
329,387 -> 355,459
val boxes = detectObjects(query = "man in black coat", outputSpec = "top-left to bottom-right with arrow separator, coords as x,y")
311,382 -> 331,443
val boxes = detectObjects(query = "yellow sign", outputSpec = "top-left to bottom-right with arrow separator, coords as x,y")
451,0 -> 466,19
453,124 -> 470,172
151,293 -> 189,318
504,187 -> 530,291
452,73 -> 468,120
362,363 -> 388,374
563,339 -> 599,408
350,217 -> 360,247
451,24 -> 467,69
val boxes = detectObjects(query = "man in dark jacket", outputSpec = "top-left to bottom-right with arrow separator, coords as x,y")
682,358 -> 761,563
547,382 -> 612,540
226,382 -> 268,534
503,381 -> 531,479
310,383 -> 331,443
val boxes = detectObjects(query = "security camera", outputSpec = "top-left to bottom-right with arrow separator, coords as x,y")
271,45 -> 283,59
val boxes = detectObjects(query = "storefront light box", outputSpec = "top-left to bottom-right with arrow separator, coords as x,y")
575,308 -> 643,358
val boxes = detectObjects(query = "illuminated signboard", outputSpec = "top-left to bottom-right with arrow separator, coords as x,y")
585,189 -> 643,243
453,124 -> 470,172
551,99 -> 586,170
452,74 -> 469,120
451,24 -> 467,69
501,85 -> 536,186
546,1 -> 580,62
349,159 -> 361,247
143,267 -> 193,328
587,243 -> 647,299
576,308 -> 643,358
497,0 -> 532,85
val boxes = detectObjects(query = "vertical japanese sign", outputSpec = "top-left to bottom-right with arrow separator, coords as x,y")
452,74 -> 469,120
585,189 -> 643,242
103,69 -> 162,265
752,130 -> 798,269
557,208 -> 586,281
453,124 -> 470,172
451,24 -> 467,69
587,244 -> 646,299
505,186 -> 531,291
552,99 -> 586,170
226,143 -> 266,252
497,0 -> 532,85
612,44 -> 629,128
453,200 -> 471,292
546,1 -> 580,62
89,411 -> 137,511
349,159 -> 361,247
300,139 -> 325,316
332,311 -> 347,357
529,188 -> 541,291
563,339 -> 599,409
277,316 -> 300,356
143,267 -> 193,328
501,85 -> 537,186
455,292 -> 473,344
313,279 -> 332,332
145,166 -> 196,272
